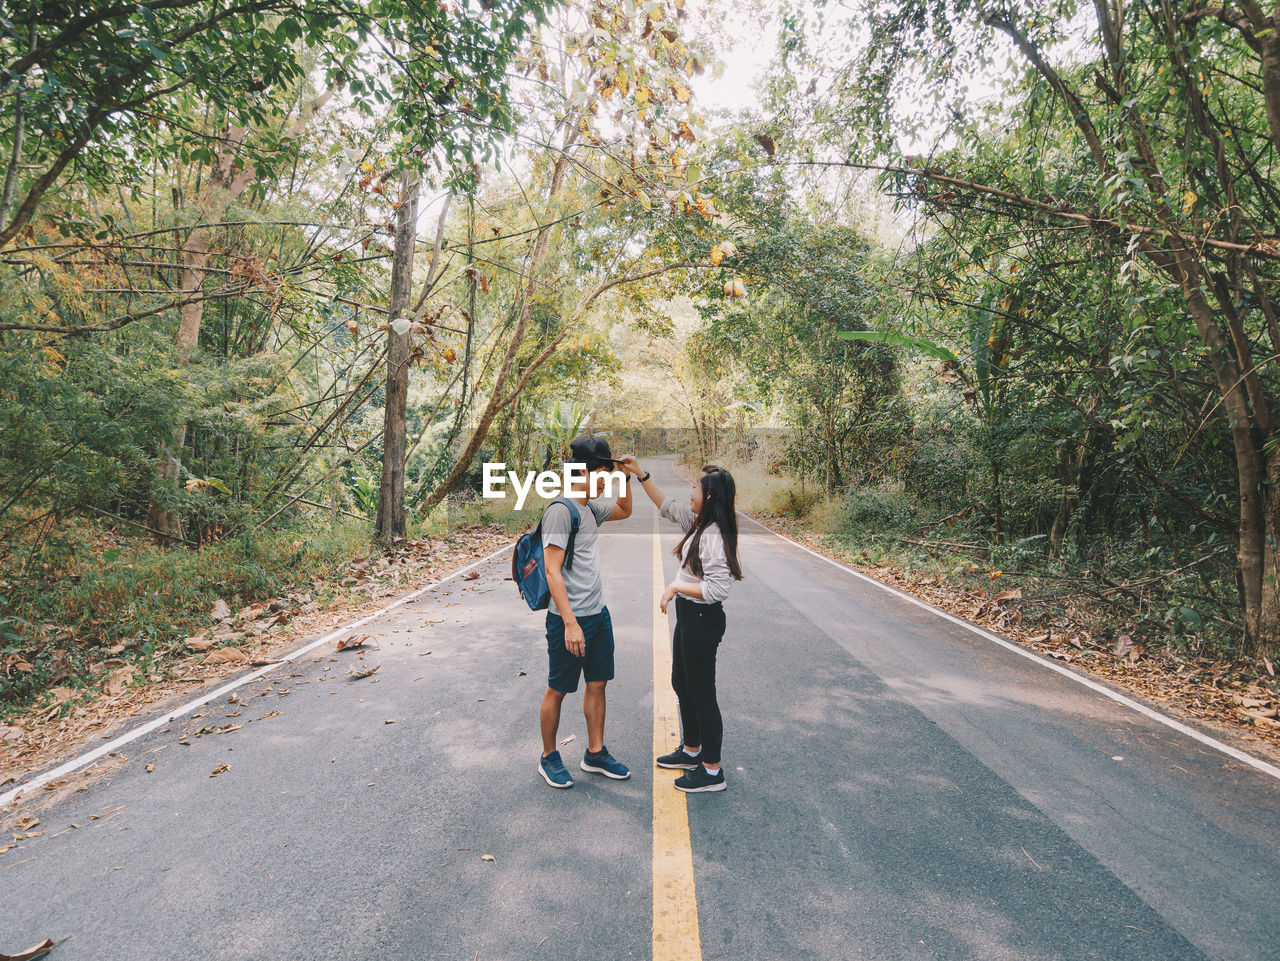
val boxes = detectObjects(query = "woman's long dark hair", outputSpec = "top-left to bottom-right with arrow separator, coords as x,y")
674,465 -> 743,580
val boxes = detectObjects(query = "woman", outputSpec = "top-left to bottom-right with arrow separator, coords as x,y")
619,456 -> 743,793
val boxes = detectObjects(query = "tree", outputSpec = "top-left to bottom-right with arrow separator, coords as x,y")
413,0 -> 714,508
787,0 -> 1280,656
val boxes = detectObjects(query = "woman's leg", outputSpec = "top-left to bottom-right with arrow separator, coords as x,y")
671,619 -> 701,751
681,607 -> 725,766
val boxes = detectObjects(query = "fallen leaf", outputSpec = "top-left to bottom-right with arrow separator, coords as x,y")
103,664 -> 135,696
347,664 -> 381,680
481,854 -> 496,862
210,599 -> 232,621
208,764 -> 229,778
204,648 -> 249,665
336,635 -> 373,652
385,719 -> 396,725
0,938 -> 54,961
185,633 -> 215,651
560,733 -> 576,745
993,588 -> 1022,604
48,686 -> 77,708
464,571 -> 480,580
1239,707 -> 1280,723
1114,634 -> 1144,663
145,764 -> 154,773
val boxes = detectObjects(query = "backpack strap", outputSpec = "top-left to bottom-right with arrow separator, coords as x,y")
541,498 -> 582,572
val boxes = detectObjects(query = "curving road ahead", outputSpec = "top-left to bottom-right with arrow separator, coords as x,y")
3,456 -> 1279,961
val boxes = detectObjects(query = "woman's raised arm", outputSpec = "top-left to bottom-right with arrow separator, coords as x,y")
618,455 -> 665,510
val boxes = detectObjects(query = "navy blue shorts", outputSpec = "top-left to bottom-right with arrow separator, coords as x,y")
546,606 -> 615,693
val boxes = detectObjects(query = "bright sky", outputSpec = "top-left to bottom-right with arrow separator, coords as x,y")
689,0 -> 780,114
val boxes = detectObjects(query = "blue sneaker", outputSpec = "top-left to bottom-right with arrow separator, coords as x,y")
580,745 -> 631,780
539,750 -> 574,788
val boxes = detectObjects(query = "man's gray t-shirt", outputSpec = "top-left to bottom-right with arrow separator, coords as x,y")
541,497 -> 616,617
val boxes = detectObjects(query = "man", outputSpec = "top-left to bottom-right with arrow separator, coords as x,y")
538,435 -> 633,788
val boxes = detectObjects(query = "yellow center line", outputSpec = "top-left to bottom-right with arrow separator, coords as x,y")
652,508 -> 703,961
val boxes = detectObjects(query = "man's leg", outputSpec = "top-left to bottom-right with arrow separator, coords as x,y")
583,680 -> 606,754
540,687 -> 567,756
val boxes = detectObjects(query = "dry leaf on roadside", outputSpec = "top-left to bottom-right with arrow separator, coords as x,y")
185,633 -> 215,652
347,664 -> 380,680
1238,709 -> 1280,728
48,686 -> 77,706
208,764 -> 229,778
0,938 -> 54,961
204,648 -> 249,665
210,599 -> 232,621
481,854 -> 496,862
336,635 -> 373,652
993,588 -> 1022,604
1114,634 -> 1144,663
103,665 -> 134,696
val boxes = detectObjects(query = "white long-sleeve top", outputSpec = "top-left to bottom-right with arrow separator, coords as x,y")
659,496 -> 734,604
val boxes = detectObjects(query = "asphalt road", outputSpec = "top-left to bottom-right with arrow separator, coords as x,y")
3,456 -> 1279,960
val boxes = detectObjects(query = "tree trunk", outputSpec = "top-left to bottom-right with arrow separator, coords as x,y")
375,171 -> 421,545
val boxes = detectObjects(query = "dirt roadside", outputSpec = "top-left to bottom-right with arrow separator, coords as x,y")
1,524 -> 514,811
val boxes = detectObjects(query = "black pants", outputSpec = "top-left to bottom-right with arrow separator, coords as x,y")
671,596 -> 726,765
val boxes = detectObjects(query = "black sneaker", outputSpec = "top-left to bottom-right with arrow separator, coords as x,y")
656,748 -> 701,770
674,764 -> 726,793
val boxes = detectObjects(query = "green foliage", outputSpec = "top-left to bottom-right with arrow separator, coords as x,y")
836,331 -> 959,364
0,330 -> 187,528
0,517 -> 374,712
0,0 -> 550,242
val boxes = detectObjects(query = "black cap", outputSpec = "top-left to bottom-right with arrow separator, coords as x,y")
569,434 -> 617,471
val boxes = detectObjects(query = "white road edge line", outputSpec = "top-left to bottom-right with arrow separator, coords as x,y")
1,541 -> 512,809
739,512 -> 1280,784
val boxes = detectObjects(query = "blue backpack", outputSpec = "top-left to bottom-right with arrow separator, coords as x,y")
512,498 -> 581,611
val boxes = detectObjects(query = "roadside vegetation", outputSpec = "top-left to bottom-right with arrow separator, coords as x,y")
6,0 -> 1280,759
0,500 -> 541,726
